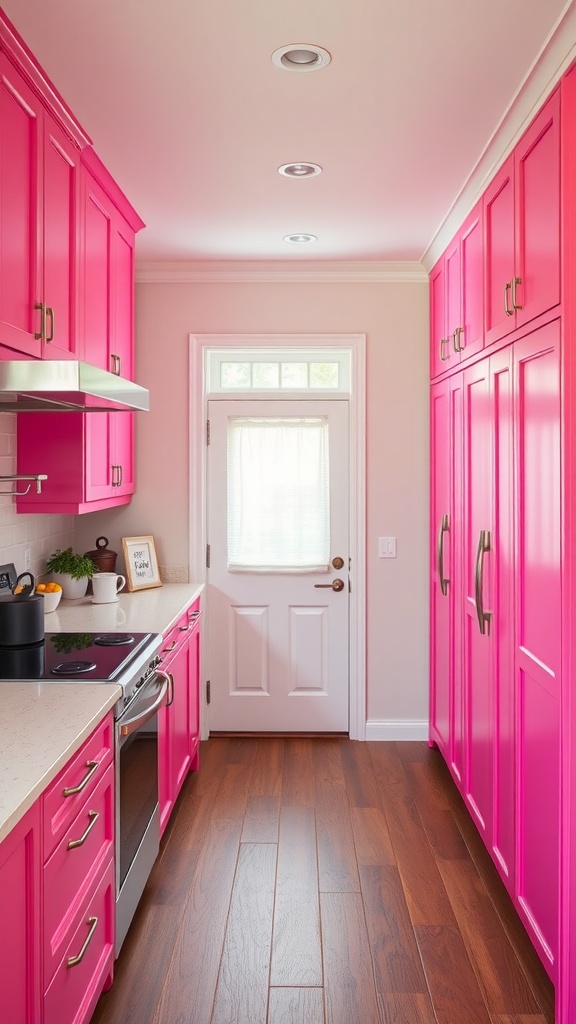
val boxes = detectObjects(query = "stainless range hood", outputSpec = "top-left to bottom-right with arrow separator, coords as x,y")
0,360 -> 149,412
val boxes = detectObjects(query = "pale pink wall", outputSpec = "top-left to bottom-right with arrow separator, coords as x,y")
76,278 -> 430,726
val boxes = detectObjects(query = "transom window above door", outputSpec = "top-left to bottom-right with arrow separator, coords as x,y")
206,347 -> 351,395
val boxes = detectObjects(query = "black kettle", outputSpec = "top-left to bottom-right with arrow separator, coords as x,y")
0,573 -> 45,647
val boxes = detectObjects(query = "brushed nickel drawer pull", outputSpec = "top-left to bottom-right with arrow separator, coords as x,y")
162,640 -> 178,652
63,760 -> 99,797
67,810 -> 99,850
437,513 -> 450,597
67,917 -> 98,968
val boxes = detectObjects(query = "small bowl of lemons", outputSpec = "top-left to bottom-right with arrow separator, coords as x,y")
35,581 -> 63,613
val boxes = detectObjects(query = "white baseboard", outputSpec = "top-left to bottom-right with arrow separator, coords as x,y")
365,719 -> 429,741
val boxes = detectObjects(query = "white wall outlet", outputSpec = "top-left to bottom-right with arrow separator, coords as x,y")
24,548 -> 31,570
378,536 -> 397,558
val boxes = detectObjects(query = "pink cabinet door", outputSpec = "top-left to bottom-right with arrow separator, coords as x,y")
0,54 -> 42,356
514,89 -> 560,331
81,171 -> 112,371
484,156 -> 515,347
459,203 -> 484,360
444,235 -> 462,369
111,215 -> 136,381
463,357 -> 493,846
42,115 -> 79,359
490,347 -> 515,887
513,319 -> 560,981
188,618 -> 201,770
171,639 -> 193,797
0,801 -> 41,1024
430,256 -> 447,378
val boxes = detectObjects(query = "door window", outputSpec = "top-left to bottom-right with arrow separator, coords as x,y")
227,416 -> 330,572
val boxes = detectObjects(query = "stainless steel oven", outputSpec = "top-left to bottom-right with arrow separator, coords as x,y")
115,663 -> 169,954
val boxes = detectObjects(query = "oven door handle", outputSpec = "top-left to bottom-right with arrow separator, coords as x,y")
119,671 -> 170,737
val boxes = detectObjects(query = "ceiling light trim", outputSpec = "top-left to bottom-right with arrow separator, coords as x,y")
136,261 -> 429,284
278,162 -> 322,178
271,44 -> 331,72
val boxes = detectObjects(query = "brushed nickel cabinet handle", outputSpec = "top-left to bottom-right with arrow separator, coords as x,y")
63,760 -> 100,797
67,810 -> 99,850
437,513 -> 450,597
162,640 -> 178,652
166,673 -> 175,708
504,281 -> 514,317
474,529 -> 492,635
512,276 -> 523,310
34,302 -> 45,341
67,917 -> 98,968
440,337 -> 449,362
453,326 -> 464,352
45,306 -> 54,343
111,353 -> 121,375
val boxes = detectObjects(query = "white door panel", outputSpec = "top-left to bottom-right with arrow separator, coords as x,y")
207,399 -> 350,732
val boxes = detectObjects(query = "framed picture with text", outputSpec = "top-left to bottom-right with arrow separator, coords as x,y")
122,536 -> 162,592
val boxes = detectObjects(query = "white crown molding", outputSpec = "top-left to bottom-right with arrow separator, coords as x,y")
136,260 -> 428,284
422,0 -> 576,271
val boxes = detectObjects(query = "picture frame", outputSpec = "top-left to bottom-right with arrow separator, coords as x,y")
121,536 -> 162,592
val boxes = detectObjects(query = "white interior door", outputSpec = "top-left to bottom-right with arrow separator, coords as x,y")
207,399 -> 350,732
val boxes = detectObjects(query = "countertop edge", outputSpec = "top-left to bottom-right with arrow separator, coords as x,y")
0,685 -> 120,843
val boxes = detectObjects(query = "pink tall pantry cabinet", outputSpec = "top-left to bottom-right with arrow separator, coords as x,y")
430,68 -> 576,1024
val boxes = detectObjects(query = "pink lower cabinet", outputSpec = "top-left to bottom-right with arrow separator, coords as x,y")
430,320 -> 561,983
158,601 -> 201,836
42,715 -> 116,1024
513,321 -> 561,979
0,802 -> 41,1024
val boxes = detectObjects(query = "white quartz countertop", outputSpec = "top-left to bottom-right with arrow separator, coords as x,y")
0,583 -> 204,844
45,582 -> 204,635
0,683 -> 120,843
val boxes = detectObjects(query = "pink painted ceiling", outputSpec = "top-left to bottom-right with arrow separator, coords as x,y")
1,0 -> 572,263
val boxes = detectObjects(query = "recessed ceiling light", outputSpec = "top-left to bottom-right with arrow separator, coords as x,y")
278,163 -> 322,178
272,44 -> 331,72
284,233 -> 318,244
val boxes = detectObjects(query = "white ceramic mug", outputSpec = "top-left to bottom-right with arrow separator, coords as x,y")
91,572 -> 126,604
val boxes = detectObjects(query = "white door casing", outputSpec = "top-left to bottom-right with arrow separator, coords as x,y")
207,399 -> 350,732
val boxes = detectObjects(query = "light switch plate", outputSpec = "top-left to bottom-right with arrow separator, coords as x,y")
378,537 -> 397,558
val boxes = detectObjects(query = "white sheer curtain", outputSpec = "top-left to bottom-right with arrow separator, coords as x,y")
227,416 -> 330,572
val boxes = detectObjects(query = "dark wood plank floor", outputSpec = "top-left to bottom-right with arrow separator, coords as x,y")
92,738 -> 554,1024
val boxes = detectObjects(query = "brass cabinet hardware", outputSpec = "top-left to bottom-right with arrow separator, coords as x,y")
437,514 -> 450,597
332,556 -> 344,569
474,529 -> 492,635
111,353 -> 121,375
34,302 -> 46,340
45,306 -> 54,343
67,810 -> 99,850
512,276 -> 523,310
314,578 -> 345,592
504,281 -> 514,317
63,760 -> 100,797
67,917 -> 98,968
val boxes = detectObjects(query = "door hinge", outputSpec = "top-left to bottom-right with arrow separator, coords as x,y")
206,543 -> 210,568
206,419 -> 210,445
206,680 -> 211,705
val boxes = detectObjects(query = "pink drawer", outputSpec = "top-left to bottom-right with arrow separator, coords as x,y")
44,860 -> 114,1024
44,764 -> 114,984
43,715 -> 114,860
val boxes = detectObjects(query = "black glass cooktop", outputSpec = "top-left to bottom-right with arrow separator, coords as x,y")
0,632 -> 156,682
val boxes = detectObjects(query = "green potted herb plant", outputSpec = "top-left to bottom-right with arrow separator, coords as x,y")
45,547 -> 97,599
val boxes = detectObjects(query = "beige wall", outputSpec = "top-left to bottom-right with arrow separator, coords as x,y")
76,277 -> 430,729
